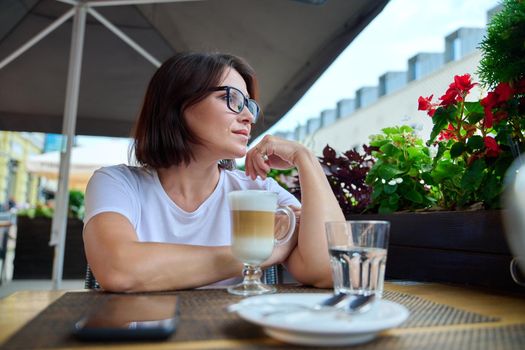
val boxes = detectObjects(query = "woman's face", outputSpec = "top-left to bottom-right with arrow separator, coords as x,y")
184,68 -> 255,160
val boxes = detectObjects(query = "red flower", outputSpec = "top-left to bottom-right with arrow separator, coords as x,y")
494,82 -> 514,103
418,95 -> 433,110
454,74 -> 476,93
418,95 -> 435,116
482,105 -> 494,128
480,82 -> 515,129
439,74 -> 476,107
438,124 -> 457,141
481,91 -> 497,109
482,82 -> 514,107
484,136 -> 501,157
480,91 -> 495,127
439,85 -> 459,106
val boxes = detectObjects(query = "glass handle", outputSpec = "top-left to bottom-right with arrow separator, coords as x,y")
274,206 -> 296,246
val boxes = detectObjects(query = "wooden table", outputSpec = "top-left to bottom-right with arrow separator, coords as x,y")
1,283 -> 524,349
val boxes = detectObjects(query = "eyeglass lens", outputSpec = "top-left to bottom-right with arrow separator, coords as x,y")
228,87 -> 259,120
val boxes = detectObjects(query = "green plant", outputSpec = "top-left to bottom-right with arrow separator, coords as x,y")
265,168 -> 298,191
17,204 -> 54,219
17,190 -> 85,220
478,0 -> 525,89
304,2 -> 525,214
366,126 -> 435,213
319,145 -> 375,215
412,1 -> 525,210
418,72 -> 524,209
69,190 -> 85,220
288,145 -> 374,215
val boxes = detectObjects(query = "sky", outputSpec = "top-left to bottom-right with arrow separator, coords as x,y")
78,0 -> 501,149
255,0 -> 501,141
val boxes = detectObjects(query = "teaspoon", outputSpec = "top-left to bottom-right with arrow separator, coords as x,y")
347,294 -> 375,314
227,292 -> 347,313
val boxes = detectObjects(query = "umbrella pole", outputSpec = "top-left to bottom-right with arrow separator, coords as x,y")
51,3 -> 87,290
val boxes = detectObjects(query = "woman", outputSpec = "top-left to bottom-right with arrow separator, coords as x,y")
83,52 -> 344,292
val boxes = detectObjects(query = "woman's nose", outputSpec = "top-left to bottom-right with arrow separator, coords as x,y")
239,107 -> 255,124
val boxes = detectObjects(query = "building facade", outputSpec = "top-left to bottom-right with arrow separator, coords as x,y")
0,131 -> 44,209
285,8 -> 495,156
303,51 -> 483,154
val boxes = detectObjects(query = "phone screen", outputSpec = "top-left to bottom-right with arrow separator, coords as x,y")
73,294 -> 179,341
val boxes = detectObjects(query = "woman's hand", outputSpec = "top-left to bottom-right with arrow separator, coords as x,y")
246,134 -> 344,287
245,135 -> 310,180
258,205 -> 300,269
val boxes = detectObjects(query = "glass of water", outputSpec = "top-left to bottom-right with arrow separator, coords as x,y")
325,221 -> 390,298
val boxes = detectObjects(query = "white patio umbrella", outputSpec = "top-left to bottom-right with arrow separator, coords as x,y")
26,140 -> 133,190
0,0 -> 388,289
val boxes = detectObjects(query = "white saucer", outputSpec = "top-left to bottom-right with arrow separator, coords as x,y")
233,293 -> 409,346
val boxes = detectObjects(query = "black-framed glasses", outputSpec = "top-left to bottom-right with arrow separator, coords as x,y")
209,86 -> 260,122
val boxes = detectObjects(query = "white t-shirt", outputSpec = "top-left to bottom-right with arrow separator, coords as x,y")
84,164 -> 301,247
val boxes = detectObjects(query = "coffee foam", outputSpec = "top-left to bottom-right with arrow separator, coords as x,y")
228,190 -> 277,212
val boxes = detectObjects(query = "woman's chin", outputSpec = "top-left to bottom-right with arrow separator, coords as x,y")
231,146 -> 247,159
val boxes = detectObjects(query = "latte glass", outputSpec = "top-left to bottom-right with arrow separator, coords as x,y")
227,190 -> 296,296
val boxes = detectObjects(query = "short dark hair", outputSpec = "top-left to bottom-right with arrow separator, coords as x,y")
133,52 -> 259,169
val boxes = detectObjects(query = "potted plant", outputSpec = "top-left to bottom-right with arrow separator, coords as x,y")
13,190 -> 87,279
285,0 -> 525,292
347,123 -> 518,291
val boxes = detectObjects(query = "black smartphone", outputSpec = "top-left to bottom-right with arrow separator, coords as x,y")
73,294 -> 179,341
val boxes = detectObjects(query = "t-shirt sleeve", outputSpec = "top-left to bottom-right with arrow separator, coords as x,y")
265,177 -> 301,208
84,167 -> 139,227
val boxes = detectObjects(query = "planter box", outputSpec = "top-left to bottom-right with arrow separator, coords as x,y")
13,217 -> 86,279
346,210 -> 524,293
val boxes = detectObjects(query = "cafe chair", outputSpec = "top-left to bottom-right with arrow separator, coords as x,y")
0,230 -> 8,284
0,228 -> 9,284
0,211 -> 15,285
262,265 -> 280,285
84,264 -> 282,290
84,264 -> 101,290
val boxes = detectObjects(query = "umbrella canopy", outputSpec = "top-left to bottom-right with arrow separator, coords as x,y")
0,0 -> 388,139
0,0 -> 388,288
26,140 -> 132,190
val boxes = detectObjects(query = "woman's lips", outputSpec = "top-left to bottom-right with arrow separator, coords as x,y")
232,129 -> 250,140
233,129 -> 249,136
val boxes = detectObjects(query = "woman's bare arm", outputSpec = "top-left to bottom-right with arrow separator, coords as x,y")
245,135 -> 345,288
284,149 -> 344,287
83,212 -> 242,292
